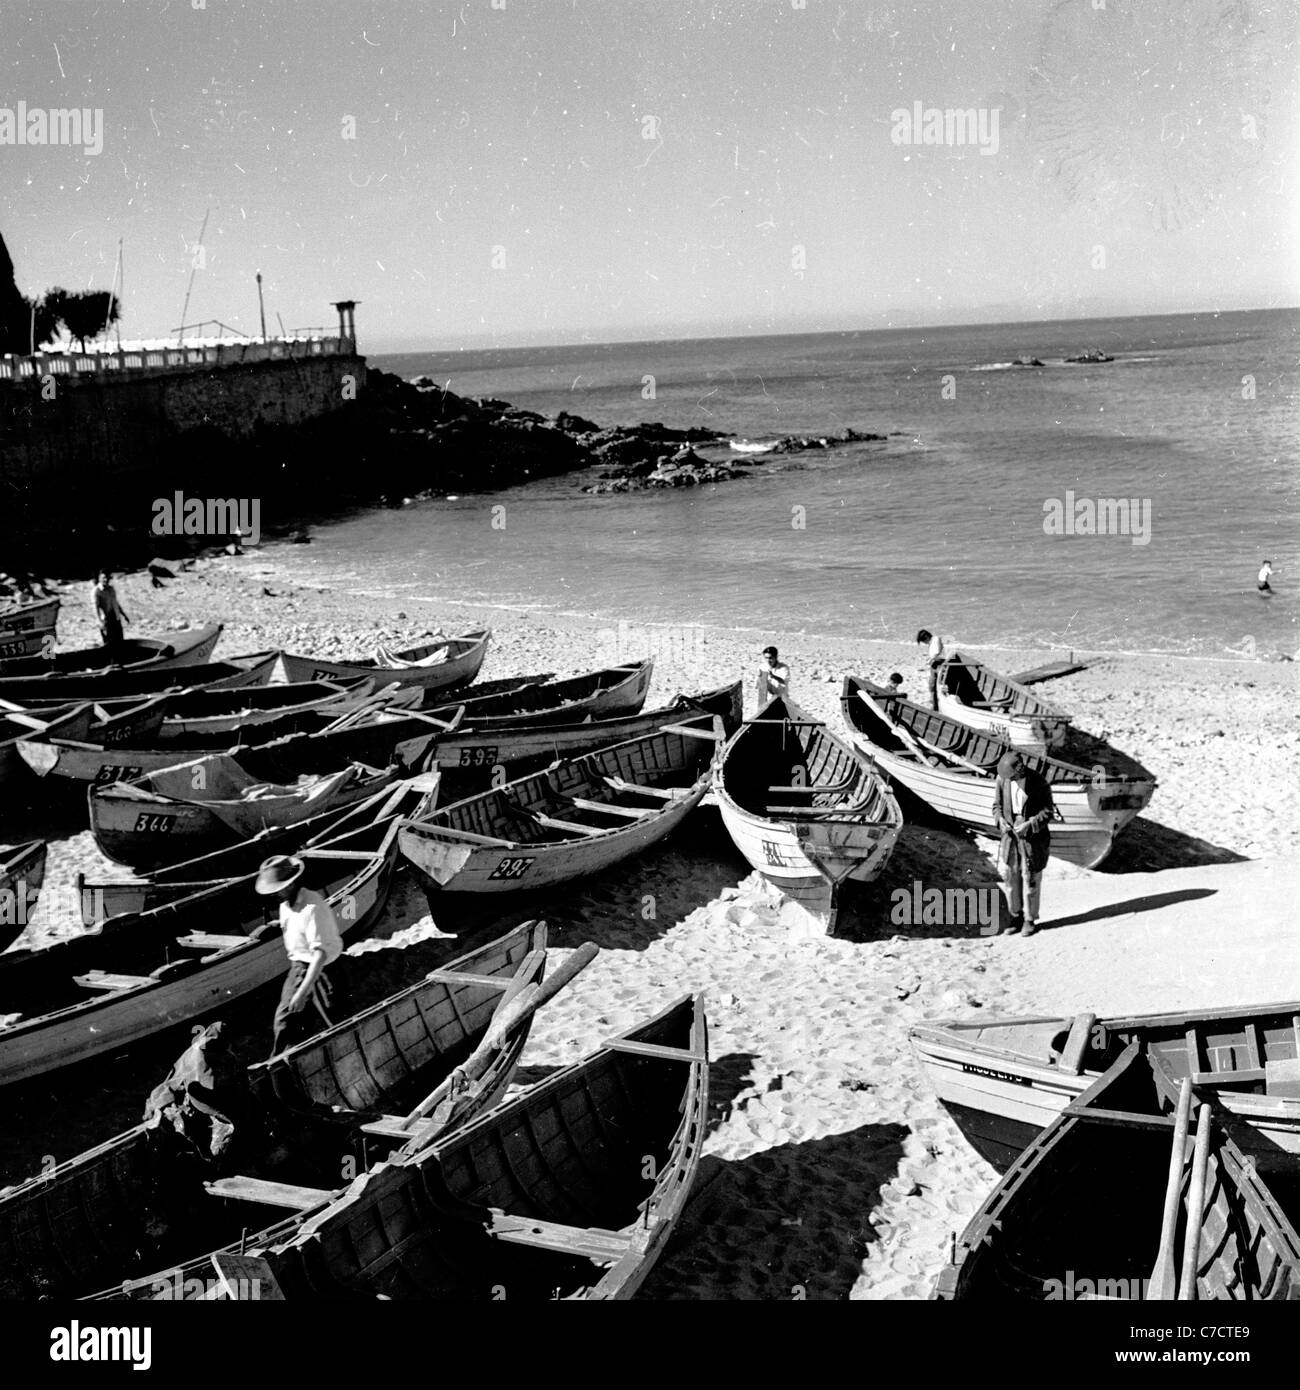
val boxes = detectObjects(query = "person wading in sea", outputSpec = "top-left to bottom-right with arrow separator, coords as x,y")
756,646 -> 790,705
916,628 -> 946,710
256,855 -> 344,1055
992,750 -> 1054,937
93,570 -> 129,647
1258,559 -> 1275,595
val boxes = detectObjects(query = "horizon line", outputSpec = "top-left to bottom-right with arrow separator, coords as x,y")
367,301 -> 1299,359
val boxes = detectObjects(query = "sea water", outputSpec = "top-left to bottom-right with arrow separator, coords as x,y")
269,308 -> 1297,659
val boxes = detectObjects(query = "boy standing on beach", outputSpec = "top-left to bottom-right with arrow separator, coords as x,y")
256,855 -> 345,1055
1258,559 -> 1275,594
756,646 -> 790,705
93,570 -> 129,647
992,750 -> 1054,937
916,628 -> 946,709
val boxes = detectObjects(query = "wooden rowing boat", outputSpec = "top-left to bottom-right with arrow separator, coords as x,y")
0,594 -> 59,643
399,711 -> 722,894
423,658 -> 655,724
911,1000 -> 1300,1175
77,778 -> 438,924
0,840 -> 46,954
0,655 -> 273,709
841,676 -> 1156,868
0,813 -> 412,1090
87,722 -> 422,869
713,695 -> 902,933
937,652 -> 1072,755
933,1043 -> 1300,1300
120,994 -> 708,1301
0,921 -> 553,1299
0,623 -> 222,681
230,628 -> 491,698
15,684 -> 423,789
432,679 -> 743,795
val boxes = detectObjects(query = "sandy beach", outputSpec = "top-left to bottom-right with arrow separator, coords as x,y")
7,552 -> 1298,1300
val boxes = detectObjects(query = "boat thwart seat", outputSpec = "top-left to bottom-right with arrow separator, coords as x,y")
74,970 -> 154,991
485,1211 -> 633,1265
205,1175 -> 339,1211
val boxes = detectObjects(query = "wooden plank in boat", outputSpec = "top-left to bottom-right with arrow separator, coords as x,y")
486,1211 -> 632,1263
569,798 -> 652,819
74,971 -> 153,991
176,933 -> 250,951
534,815 -> 605,837
210,1252 -> 286,1301
1193,1066 -> 1267,1086
356,1114 -> 439,1141
605,1038 -> 708,1063
1265,1058 -> 1300,1098
205,1175 -> 335,1210
659,722 -> 722,740
422,969 -> 513,990
603,776 -> 675,799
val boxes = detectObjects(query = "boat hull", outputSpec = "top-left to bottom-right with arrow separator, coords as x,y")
0,834 -> 398,1088
0,841 -> 46,953
242,629 -> 490,696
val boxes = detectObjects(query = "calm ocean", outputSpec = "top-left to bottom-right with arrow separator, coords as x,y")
272,308 -> 1297,659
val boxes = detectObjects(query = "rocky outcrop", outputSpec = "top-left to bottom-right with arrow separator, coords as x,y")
763,427 -> 887,455
583,444 -> 744,493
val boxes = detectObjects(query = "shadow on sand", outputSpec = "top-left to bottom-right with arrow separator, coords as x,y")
641,1121 -> 910,1300
1098,817 -> 1249,873
1041,887 -> 1218,932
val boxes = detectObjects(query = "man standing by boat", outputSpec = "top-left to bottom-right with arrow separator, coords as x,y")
93,570 -> 129,648
992,751 -> 1054,937
756,645 -> 790,705
916,628 -> 946,709
256,855 -> 344,1055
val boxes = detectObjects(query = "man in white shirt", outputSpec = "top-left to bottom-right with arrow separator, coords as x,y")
756,646 -> 790,706
1258,559 -> 1274,594
916,628 -> 947,710
256,854 -> 345,1055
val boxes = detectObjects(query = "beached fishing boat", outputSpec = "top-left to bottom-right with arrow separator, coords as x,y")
78,778 -> 437,923
109,994 -> 708,1301
87,725 -> 420,869
0,921 -> 553,1299
400,711 -> 722,894
0,594 -> 59,643
0,840 -> 46,954
713,695 -> 902,932
231,628 -> 491,698
0,653 -> 269,708
0,814 -> 409,1090
937,652 -> 1072,755
933,1044 -> 1300,1301
0,623 -> 221,681
432,679 -> 742,791
840,676 -> 1155,869
422,658 -> 654,725
911,1000 -> 1300,1175
16,682 -> 423,789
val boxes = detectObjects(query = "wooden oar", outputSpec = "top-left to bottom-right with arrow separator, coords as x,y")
1177,1102 -> 1213,1301
1148,1076 -> 1193,1300
400,941 -> 599,1130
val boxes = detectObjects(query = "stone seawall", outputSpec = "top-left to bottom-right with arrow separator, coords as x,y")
1,354 -> 364,557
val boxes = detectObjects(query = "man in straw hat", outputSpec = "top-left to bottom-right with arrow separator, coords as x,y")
256,855 -> 345,1055
991,750 -> 1055,937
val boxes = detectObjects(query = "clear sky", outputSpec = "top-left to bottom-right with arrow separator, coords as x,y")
2,0 -> 1297,352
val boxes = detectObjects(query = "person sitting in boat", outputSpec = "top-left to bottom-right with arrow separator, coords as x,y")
916,629 -> 946,710
992,751 -> 1054,938
92,570 -> 129,648
1258,559 -> 1275,594
886,672 -> 907,698
756,646 -> 790,705
257,855 -> 345,1056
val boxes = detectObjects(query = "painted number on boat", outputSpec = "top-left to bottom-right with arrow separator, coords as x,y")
762,840 -> 785,866
95,765 -> 142,785
0,638 -> 33,657
134,813 -> 177,834
489,857 -> 535,880
959,1062 -> 1033,1087
459,747 -> 498,767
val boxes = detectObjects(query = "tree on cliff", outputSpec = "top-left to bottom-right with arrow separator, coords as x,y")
43,288 -> 121,351
0,231 -> 34,354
